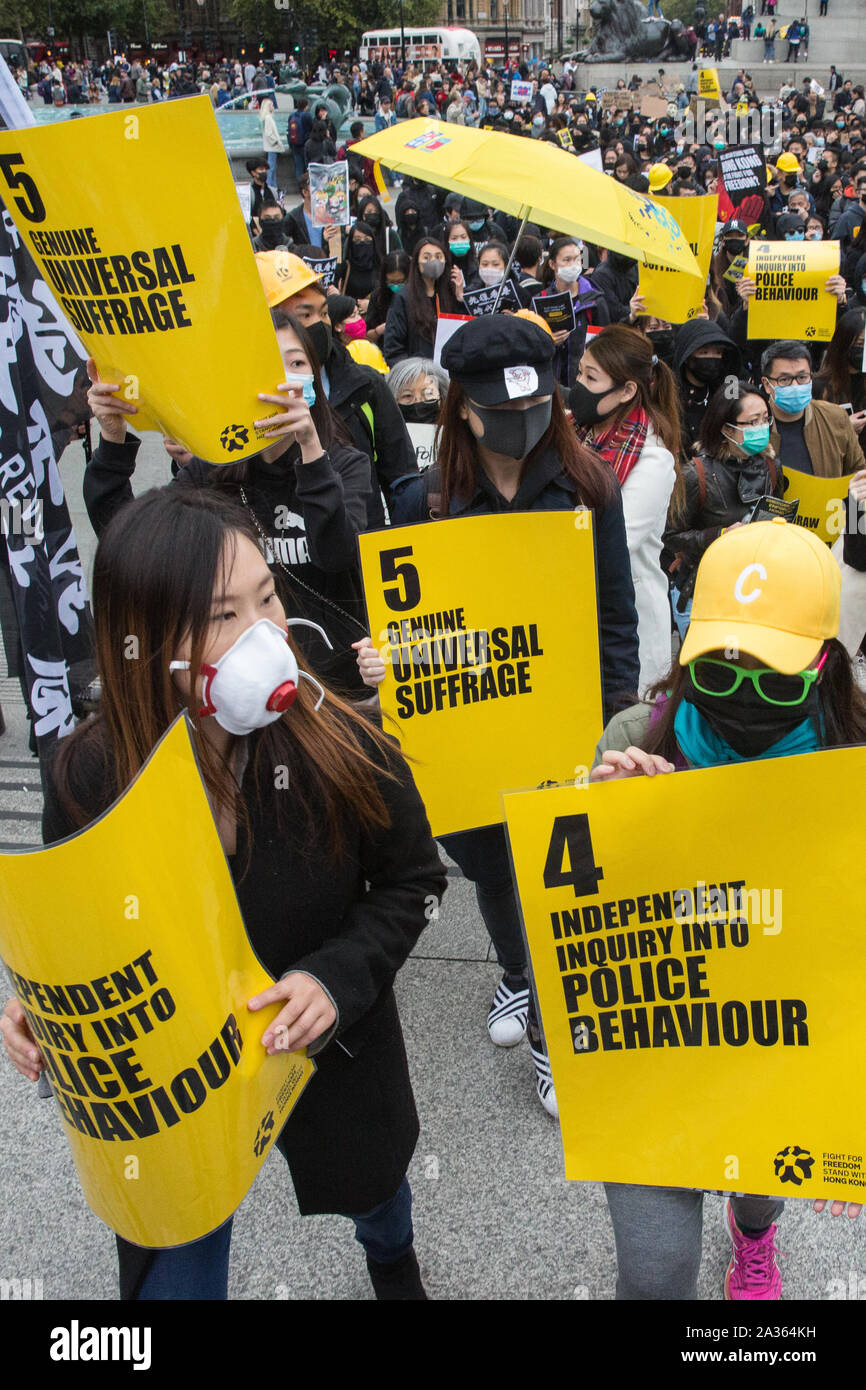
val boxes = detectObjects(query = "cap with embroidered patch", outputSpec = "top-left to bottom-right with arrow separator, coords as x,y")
441,315 -> 556,405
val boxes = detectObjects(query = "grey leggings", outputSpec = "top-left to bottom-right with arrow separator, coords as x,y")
604,1184 -> 784,1299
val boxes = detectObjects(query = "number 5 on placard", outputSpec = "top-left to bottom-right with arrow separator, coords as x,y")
0,154 -> 46,222
379,546 -> 421,612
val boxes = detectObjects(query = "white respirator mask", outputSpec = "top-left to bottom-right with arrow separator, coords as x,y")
170,617 -> 331,736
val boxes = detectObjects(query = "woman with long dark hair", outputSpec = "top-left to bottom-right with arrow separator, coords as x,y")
590,519 -> 864,1298
814,307 -> 866,453
664,379 -> 784,635
570,324 -> 680,692
538,235 -> 610,389
365,250 -> 411,349
355,316 -> 639,1115
1,485 -> 446,1300
338,218 -> 382,302
383,237 -> 465,366
83,311 -> 373,700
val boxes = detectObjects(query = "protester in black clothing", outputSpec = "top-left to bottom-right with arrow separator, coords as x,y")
590,249 -> 640,323
2,484 -> 446,1301
357,315 -> 639,1118
443,220 -> 478,283
338,220 -> 381,302
356,196 -> 389,260
672,319 -> 743,453
83,316 -> 372,697
365,251 -> 411,351
245,155 -> 279,223
253,205 -> 294,252
304,120 -> 337,167
383,238 -> 464,365
814,307 -> 866,453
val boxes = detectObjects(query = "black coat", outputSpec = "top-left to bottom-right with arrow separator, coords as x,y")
663,449 -> 782,595
41,717 -> 447,1291
383,286 -> 435,365
391,448 -> 640,722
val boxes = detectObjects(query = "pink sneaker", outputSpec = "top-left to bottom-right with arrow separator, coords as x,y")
724,1200 -> 782,1300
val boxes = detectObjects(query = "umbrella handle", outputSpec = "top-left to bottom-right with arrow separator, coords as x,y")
492,207 -> 531,314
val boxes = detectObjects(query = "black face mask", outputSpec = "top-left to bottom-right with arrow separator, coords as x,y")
568,379 -> 620,427
646,329 -> 676,365
471,398 -> 552,459
682,674 -> 819,757
400,401 -> 440,424
688,356 -> 726,387
724,238 -> 747,257
350,241 -> 375,268
363,210 -> 381,227
849,345 -> 864,371
306,320 -> 332,366
260,219 -> 284,246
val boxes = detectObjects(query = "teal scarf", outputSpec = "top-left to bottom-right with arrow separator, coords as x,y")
673,698 -> 822,769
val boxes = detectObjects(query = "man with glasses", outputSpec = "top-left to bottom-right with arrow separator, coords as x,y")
762,339 -> 862,475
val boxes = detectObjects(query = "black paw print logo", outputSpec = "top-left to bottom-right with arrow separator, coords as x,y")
253,1108 -> 275,1156
804,326 -> 816,339
773,1144 -> 815,1185
220,423 -> 249,452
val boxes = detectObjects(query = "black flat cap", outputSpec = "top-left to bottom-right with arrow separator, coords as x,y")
441,315 -> 556,405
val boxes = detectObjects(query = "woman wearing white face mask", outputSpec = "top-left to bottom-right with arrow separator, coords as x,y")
536,236 -> 611,390
465,240 -> 510,292
83,310 -> 373,701
0,487 -> 446,1301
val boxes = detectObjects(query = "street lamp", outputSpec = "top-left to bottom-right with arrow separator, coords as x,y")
400,0 -> 406,69
504,0 -> 509,72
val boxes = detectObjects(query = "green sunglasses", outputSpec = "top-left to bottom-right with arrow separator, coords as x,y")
688,654 -> 827,707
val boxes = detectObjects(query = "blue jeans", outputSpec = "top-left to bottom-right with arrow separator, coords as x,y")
267,150 -> 278,187
134,1175 -> 414,1299
671,585 -> 692,641
291,146 -> 306,179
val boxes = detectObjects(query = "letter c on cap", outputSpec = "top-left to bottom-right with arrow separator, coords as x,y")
734,562 -> 767,605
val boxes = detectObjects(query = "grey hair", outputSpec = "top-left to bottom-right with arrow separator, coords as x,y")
386,357 -> 449,402
760,339 -> 812,377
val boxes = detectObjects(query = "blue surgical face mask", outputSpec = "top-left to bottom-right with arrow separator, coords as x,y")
861,279 -> 866,297
785,230 -> 805,240
283,372 -> 316,408
468,218 -> 485,231
387,280 -> 405,293
772,381 -> 812,413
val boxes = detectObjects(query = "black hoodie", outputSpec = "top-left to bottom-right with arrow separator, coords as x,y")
673,319 -> 743,452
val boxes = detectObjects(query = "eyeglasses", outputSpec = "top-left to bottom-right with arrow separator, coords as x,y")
767,371 -> 812,387
688,654 -> 827,707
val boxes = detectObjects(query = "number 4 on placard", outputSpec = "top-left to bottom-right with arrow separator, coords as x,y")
542,814 -> 604,898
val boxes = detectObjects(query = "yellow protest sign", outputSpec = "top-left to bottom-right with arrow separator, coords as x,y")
0,717 -> 314,1248
358,512 -> 603,837
504,749 -> 866,1201
697,68 -> 722,103
638,194 -> 718,324
747,240 -> 840,342
0,97 -> 285,464
782,467 -> 856,545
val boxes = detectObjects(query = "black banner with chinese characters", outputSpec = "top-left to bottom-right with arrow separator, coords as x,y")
0,202 -> 92,748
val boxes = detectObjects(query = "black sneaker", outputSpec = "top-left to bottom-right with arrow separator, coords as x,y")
366,1247 -> 428,1300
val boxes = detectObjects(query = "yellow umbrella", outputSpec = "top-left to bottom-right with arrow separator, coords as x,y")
351,118 -> 702,279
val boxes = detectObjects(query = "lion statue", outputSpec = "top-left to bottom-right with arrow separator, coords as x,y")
579,0 -> 670,62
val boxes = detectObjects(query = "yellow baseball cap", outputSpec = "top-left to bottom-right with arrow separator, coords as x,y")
254,249 -> 321,308
513,308 -> 555,338
776,151 -> 800,172
679,518 -> 840,674
648,163 -> 674,192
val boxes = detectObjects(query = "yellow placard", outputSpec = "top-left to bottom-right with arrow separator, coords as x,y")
0,717 -> 314,1248
697,68 -> 722,103
0,97 -> 285,464
504,751 -> 866,1201
358,512 -> 603,837
747,240 -> 840,342
782,466 -> 855,545
638,194 -> 719,324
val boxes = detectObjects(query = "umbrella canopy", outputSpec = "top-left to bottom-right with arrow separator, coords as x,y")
351,118 -> 702,280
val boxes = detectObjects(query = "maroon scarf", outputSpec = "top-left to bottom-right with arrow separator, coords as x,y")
575,404 -> 649,487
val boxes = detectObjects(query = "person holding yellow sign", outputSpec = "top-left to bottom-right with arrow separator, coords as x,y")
1,487 -> 447,1300
588,519 -> 864,1298
356,314 -> 639,1115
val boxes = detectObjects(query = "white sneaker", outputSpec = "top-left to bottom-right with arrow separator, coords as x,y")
486,975 -> 529,1046
531,1043 -> 559,1118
